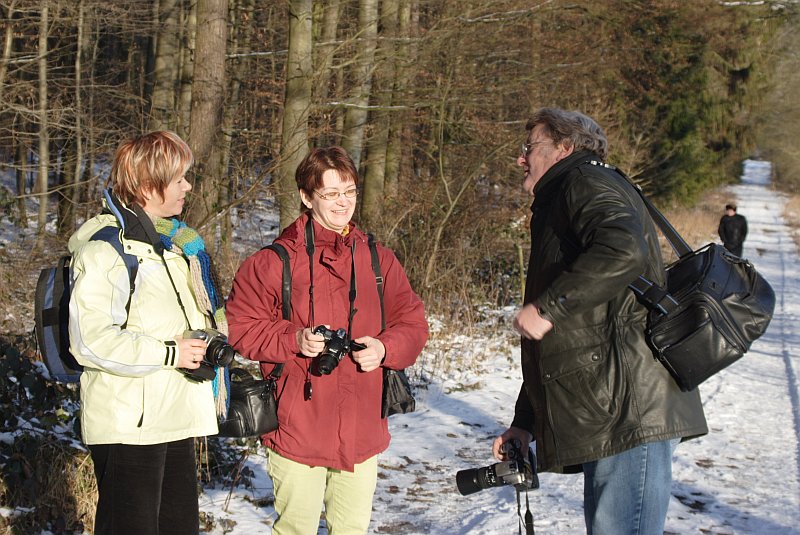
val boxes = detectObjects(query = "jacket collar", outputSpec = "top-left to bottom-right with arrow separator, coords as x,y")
533,150 -> 600,204
279,212 -> 367,252
103,188 -> 164,254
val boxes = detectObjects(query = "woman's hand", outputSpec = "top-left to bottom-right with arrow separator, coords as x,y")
296,327 -> 326,357
351,336 -> 385,372
175,335 -> 207,369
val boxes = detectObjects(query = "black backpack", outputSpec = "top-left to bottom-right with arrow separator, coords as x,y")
34,227 -> 138,383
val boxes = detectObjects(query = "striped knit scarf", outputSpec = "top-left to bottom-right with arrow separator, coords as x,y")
153,216 -> 229,419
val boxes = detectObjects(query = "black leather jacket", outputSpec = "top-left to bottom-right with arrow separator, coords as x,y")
512,150 -> 708,472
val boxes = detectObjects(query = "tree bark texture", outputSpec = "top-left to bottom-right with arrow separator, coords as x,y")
186,0 -> 228,228
149,0 -> 181,131
277,0 -> 312,231
340,0 -> 378,170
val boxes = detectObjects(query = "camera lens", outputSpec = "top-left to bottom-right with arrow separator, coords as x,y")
455,466 -> 497,496
317,353 -> 338,375
207,339 -> 235,367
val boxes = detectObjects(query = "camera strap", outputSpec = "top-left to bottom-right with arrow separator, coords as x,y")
516,488 -> 535,535
160,253 -> 193,330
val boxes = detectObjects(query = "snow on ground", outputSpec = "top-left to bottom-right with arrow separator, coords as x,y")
198,159 -> 800,535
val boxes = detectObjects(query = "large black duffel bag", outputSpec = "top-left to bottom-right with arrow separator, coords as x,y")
626,183 -> 775,391
631,242 -> 775,391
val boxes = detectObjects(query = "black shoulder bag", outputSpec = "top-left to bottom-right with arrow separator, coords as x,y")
217,243 -> 290,438
594,161 -> 777,391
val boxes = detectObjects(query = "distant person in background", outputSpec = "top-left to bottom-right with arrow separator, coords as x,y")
718,203 -> 748,257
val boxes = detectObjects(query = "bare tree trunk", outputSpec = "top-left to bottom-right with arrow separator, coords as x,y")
314,0 -> 341,146
62,0 -> 86,234
340,0 -> 378,170
177,0 -> 197,139
211,0 -> 255,257
277,0 -> 312,230
0,0 -> 16,105
384,0 -> 416,200
15,137 -> 27,229
36,0 -> 49,238
82,10 -> 100,217
186,0 -> 228,229
149,0 -> 181,131
360,0 -> 400,228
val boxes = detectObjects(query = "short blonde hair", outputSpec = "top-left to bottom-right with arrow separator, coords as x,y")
108,131 -> 193,207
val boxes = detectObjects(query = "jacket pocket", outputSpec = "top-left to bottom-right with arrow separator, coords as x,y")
541,340 -> 627,446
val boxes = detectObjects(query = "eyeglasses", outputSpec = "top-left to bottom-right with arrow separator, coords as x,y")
313,188 -> 358,201
521,140 -> 549,157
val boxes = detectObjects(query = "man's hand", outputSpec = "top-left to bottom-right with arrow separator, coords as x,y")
513,303 -> 554,340
492,426 -> 534,461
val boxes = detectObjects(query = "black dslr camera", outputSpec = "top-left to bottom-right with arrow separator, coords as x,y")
179,328 -> 236,382
456,439 -> 539,496
312,326 -> 366,375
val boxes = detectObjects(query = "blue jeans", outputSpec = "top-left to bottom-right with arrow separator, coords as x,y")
582,439 -> 679,535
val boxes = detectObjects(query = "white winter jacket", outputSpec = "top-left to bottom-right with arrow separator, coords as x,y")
68,207 -> 218,445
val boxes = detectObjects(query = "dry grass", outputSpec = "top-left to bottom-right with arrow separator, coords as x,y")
782,193 -> 800,250
0,438 -> 97,535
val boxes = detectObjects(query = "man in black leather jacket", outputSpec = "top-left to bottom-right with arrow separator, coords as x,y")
718,203 -> 748,257
493,108 -> 708,535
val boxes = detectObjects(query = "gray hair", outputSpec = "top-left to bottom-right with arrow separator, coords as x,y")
525,108 -> 608,159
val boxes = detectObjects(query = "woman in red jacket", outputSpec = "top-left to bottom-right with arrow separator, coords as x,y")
226,146 -> 428,534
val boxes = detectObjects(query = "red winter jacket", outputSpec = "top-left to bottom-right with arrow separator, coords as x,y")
226,214 -> 428,470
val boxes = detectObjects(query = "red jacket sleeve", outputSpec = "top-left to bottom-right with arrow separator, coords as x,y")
376,246 -> 429,370
226,248 -> 301,363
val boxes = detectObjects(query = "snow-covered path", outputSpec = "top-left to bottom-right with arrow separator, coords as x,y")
200,160 -> 800,534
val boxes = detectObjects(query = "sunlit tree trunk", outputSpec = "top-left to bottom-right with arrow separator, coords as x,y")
15,136 -> 27,229
36,0 -> 49,238
177,1 -> 196,139
384,0 -> 416,200
186,0 -> 228,228
314,0 -> 340,146
0,0 -> 16,106
58,0 -> 86,235
360,0 -> 399,228
341,0 -> 378,169
149,0 -> 181,131
277,0 -> 312,230
211,0 -> 255,256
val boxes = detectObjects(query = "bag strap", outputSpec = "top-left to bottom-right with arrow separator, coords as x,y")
584,159 -> 693,258
366,234 -> 385,331
90,226 -> 139,329
584,160 -> 682,316
261,242 -> 290,380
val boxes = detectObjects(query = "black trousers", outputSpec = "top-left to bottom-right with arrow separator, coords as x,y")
88,438 -> 199,535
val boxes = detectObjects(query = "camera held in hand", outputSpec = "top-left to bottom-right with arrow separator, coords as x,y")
313,326 -> 367,375
179,328 -> 236,382
456,439 -> 539,496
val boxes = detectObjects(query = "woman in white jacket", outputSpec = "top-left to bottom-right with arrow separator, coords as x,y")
68,131 -> 223,535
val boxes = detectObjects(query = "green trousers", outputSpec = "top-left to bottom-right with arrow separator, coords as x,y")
267,447 -> 378,535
